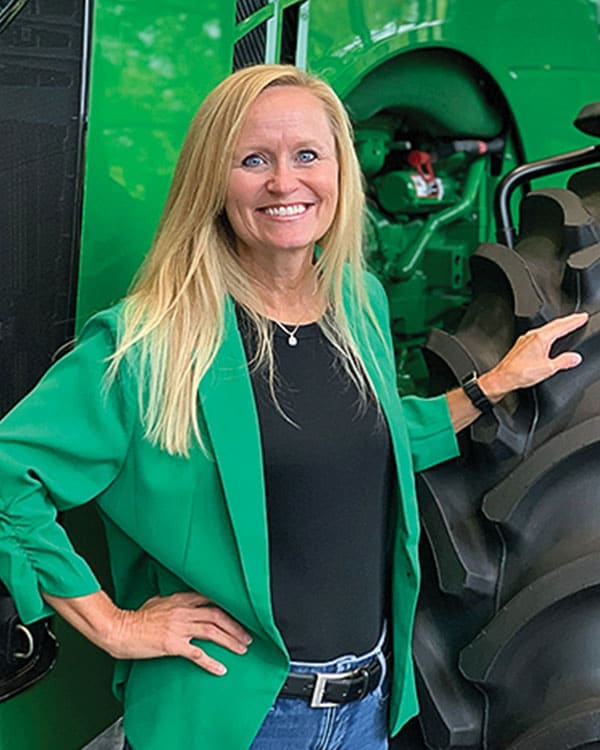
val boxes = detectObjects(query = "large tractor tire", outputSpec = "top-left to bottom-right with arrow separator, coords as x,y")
396,172 -> 600,749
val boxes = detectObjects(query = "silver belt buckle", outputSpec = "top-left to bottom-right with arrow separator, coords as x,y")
309,668 -> 359,709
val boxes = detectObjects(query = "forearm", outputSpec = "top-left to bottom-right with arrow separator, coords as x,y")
446,369 -> 506,433
42,589 -> 127,658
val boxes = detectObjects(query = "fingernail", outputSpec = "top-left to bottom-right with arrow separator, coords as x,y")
216,664 -> 227,676
244,635 -> 253,645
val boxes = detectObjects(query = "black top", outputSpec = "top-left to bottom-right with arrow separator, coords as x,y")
238,310 -> 394,661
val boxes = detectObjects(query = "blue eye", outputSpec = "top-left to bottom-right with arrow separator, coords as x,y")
297,150 -> 317,163
242,154 -> 265,168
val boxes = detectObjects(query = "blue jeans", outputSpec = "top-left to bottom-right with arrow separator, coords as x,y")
249,629 -> 390,750
123,634 -> 389,750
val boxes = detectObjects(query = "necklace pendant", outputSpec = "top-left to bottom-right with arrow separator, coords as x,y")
273,318 -> 301,345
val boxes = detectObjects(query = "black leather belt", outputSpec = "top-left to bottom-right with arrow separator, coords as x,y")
279,656 -> 384,708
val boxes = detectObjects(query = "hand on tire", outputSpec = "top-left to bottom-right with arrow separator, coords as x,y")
109,591 -> 252,675
485,312 -> 589,395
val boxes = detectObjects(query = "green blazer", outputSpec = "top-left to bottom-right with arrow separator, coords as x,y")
0,273 -> 458,749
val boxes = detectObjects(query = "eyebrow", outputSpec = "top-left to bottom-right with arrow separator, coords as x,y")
237,133 -> 335,149
236,137 -> 334,153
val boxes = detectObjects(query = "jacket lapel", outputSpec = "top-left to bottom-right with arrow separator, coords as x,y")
345,287 -> 417,525
198,298 -> 284,648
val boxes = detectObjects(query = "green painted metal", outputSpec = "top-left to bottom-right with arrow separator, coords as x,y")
76,0 -> 237,327
345,50 -> 504,138
5,1 -> 600,748
382,159 -> 486,279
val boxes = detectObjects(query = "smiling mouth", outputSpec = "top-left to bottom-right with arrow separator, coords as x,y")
260,204 -> 310,217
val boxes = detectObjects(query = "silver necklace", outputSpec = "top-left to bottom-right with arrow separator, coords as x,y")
273,320 -> 301,347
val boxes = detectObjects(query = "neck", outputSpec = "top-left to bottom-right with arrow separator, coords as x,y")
238,247 -> 325,324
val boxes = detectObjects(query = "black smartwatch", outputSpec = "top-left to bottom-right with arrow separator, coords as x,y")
460,371 -> 494,414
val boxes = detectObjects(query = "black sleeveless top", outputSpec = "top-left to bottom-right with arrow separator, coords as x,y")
238,310 -> 394,661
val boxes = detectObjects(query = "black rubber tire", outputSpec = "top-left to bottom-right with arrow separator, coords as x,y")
393,175 -> 600,750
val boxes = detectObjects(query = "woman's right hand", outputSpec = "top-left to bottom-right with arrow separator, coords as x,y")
43,589 -> 252,676
110,591 -> 252,675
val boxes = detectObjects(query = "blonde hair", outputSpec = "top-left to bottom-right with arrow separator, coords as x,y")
109,64 -> 381,456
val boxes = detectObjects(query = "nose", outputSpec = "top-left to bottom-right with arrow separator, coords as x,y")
266,159 -> 298,195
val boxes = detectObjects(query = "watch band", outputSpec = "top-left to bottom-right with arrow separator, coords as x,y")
460,371 -> 494,414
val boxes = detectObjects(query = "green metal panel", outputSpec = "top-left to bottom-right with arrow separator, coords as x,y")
76,0 -> 237,326
451,0 -> 600,161
344,49 -> 504,138
308,0 -> 600,160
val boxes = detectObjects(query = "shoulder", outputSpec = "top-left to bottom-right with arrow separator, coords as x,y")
78,302 -> 125,346
341,265 -> 390,327
362,270 -> 389,323
63,303 -> 130,375
362,270 -> 387,301
342,265 -> 387,303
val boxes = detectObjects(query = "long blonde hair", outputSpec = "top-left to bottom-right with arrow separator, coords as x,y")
109,64 -> 380,456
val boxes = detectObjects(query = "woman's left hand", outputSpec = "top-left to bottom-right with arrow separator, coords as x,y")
448,312 -> 589,433
479,312 -> 589,397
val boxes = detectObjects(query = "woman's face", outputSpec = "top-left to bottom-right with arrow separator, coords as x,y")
225,86 -> 339,263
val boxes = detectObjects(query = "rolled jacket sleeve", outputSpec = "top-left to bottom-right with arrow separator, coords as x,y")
0,308 -> 134,624
400,394 -> 458,472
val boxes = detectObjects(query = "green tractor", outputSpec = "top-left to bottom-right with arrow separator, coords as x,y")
2,1 -> 600,748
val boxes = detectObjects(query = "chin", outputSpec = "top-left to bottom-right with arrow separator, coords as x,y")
270,241 -> 317,255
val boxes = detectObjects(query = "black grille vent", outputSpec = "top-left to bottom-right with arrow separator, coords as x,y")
280,2 -> 300,65
233,20 -> 266,69
235,0 -> 267,24
0,0 -> 88,416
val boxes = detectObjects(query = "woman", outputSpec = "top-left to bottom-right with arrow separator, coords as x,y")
0,64 -> 587,749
